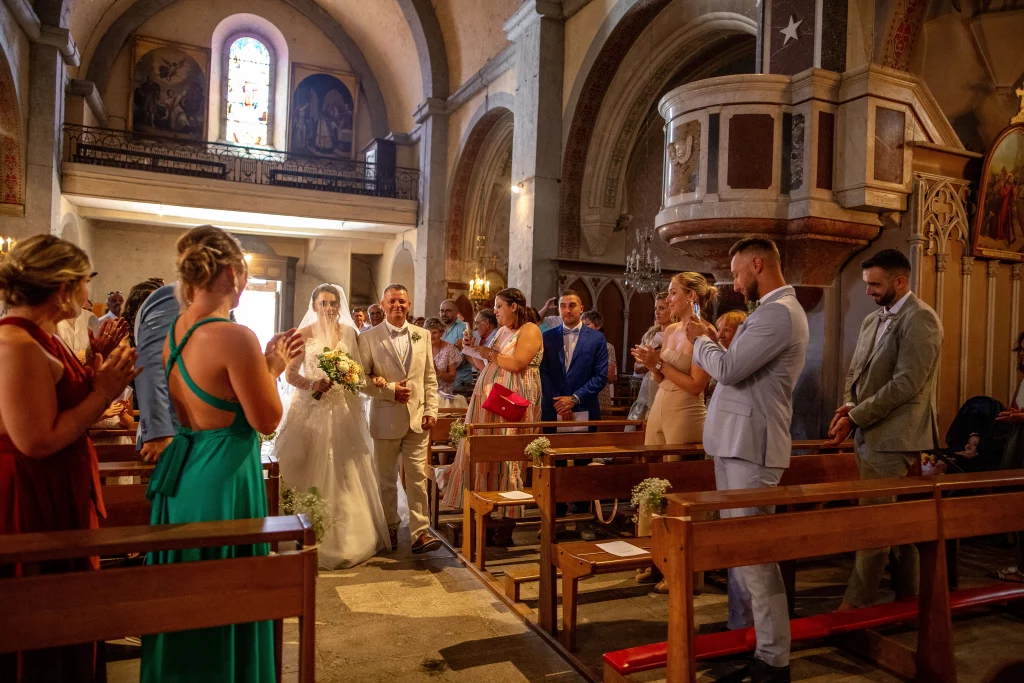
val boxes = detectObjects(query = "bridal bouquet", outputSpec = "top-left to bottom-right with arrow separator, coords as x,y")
313,348 -> 365,400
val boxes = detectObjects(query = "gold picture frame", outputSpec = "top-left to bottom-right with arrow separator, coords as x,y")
972,122 -> 1024,261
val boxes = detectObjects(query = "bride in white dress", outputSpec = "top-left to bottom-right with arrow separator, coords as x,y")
273,283 -> 390,568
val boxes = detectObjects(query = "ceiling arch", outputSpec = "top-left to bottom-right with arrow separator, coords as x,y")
395,0 -> 449,101
83,0 -> 392,137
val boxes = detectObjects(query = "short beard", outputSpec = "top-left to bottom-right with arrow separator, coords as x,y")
744,281 -> 759,303
876,286 -> 898,307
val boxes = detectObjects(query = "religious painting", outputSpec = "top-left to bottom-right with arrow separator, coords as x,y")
666,119 -> 700,198
972,123 -> 1024,262
129,36 -> 210,141
289,64 -> 359,159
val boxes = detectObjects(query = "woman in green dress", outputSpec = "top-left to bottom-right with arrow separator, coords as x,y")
142,226 -> 303,683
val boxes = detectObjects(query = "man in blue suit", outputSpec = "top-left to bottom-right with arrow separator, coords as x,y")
540,290 -> 608,424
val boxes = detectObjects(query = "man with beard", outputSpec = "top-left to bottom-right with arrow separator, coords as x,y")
827,248 -> 942,611
684,237 -> 808,683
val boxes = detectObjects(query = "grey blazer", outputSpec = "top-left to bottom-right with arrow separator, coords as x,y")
694,286 -> 809,469
844,293 -> 942,453
358,323 -> 439,440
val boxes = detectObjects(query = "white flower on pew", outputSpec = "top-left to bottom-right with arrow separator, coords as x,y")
281,483 -> 335,543
524,437 -> 552,467
631,477 -> 671,523
449,419 -> 466,447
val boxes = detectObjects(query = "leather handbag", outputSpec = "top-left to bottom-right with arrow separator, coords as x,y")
482,382 -> 529,422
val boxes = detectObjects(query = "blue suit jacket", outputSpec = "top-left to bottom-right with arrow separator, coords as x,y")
539,324 -> 608,422
134,283 -> 180,448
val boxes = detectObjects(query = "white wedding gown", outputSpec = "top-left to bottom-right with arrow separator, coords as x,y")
273,328 -> 390,568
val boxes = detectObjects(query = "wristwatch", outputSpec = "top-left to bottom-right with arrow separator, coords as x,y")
572,394 -> 580,406
654,361 -> 664,373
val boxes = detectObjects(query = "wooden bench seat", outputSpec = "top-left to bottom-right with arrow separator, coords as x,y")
460,421 -> 644,571
536,451 -> 860,651
605,473 -> 1024,682
0,516 -> 317,682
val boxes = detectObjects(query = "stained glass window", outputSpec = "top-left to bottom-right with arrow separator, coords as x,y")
225,37 -> 271,146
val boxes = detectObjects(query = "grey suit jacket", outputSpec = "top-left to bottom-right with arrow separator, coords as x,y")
844,293 -> 942,453
134,283 -> 180,448
694,286 -> 809,469
357,323 -> 439,440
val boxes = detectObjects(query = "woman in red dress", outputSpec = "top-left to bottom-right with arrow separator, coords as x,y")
0,235 -> 139,682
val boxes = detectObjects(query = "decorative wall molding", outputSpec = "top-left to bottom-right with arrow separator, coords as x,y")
986,260 -> 1000,396
2,0 -> 79,66
959,256 -> 975,406
66,79 -> 108,127
1012,264 -> 1023,403
446,45 -> 516,113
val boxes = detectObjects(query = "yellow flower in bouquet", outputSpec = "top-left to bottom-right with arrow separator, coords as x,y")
313,348 -> 366,400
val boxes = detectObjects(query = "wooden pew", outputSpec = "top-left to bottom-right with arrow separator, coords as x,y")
96,451 -> 281,527
0,516 -> 318,682
535,451 -> 860,650
428,415 -> 459,530
603,472 -> 1024,683
461,420 -> 644,570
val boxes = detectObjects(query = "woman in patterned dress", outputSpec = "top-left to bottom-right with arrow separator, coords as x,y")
436,288 -> 542,518
424,316 -> 468,411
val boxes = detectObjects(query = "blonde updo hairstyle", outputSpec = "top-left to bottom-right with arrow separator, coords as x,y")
671,271 -> 718,319
175,226 -> 245,305
0,235 -> 91,315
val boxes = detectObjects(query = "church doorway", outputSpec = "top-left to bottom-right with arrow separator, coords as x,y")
235,278 -> 282,352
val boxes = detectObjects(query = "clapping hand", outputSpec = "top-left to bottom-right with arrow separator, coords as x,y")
394,379 -> 413,404
996,409 -> 1024,423
90,317 -> 129,357
264,328 -> 304,378
631,344 -> 661,369
92,345 -> 142,402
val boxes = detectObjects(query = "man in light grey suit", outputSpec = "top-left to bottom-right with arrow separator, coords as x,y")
827,249 -> 942,610
358,283 -> 442,554
685,237 -> 808,683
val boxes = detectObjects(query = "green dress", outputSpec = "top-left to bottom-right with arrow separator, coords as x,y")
141,317 -> 275,683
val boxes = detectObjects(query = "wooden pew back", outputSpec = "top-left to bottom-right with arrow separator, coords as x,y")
465,419 -> 643,436
0,516 -> 317,682
466,430 -> 646,465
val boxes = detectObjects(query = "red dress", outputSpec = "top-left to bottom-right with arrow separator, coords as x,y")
0,316 -> 106,681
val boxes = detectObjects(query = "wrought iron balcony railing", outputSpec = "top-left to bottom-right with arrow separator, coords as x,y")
62,124 -> 419,202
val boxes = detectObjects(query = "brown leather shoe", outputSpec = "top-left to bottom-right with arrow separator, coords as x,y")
388,528 -> 398,550
411,532 -> 442,554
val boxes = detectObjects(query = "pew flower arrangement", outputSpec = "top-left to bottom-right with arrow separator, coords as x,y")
631,477 -> 672,523
313,349 -> 365,400
258,432 -> 276,443
524,437 -> 552,467
449,419 -> 466,447
281,484 -> 334,543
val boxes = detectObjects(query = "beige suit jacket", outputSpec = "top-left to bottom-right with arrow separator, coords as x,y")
844,293 -> 942,453
358,323 -> 439,440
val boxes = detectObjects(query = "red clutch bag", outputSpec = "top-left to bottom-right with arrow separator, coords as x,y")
482,383 -> 529,422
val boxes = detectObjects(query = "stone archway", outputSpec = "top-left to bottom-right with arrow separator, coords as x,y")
445,97 -> 514,282
559,0 -> 757,258
391,246 -> 416,306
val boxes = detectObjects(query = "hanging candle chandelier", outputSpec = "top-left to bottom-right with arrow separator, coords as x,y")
623,223 -> 662,293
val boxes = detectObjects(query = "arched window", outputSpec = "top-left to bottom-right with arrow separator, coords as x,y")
225,36 -> 271,146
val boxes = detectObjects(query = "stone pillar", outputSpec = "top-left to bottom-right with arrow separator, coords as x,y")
504,0 -> 563,304
413,97 -> 449,315
21,41 -> 65,237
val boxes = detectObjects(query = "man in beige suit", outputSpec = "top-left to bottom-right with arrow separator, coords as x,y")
359,283 -> 442,554
828,249 -> 942,609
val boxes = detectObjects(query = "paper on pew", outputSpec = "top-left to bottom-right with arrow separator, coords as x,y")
595,541 -> 649,557
556,411 -> 589,433
499,490 -> 534,500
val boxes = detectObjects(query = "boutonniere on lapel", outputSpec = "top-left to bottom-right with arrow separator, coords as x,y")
411,331 -> 422,342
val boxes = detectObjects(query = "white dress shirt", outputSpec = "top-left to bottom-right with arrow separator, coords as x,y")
562,321 -> 583,368
385,319 -> 411,366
